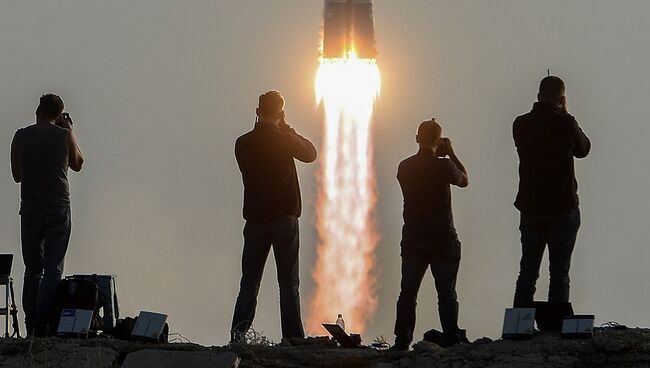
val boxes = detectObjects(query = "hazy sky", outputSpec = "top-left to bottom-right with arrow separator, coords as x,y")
1,1 -> 649,345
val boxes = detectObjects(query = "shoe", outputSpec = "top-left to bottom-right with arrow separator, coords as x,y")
446,329 -> 469,345
33,324 -> 48,338
388,342 -> 410,352
229,331 -> 246,344
25,323 -> 35,339
424,328 -> 468,348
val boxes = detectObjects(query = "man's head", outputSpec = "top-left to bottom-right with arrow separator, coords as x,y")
256,90 -> 285,124
36,94 -> 64,121
538,76 -> 566,105
416,119 -> 442,148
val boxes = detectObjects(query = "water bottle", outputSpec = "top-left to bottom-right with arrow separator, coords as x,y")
336,314 -> 345,332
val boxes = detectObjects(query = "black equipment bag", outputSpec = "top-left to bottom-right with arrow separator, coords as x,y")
50,278 -> 104,334
112,317 -> 137,340
534,301 -> 574,332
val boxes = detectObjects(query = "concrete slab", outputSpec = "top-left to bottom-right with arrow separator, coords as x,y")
121,350 -> 239,368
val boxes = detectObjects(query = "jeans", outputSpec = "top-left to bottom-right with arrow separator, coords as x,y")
513,208 -> 581,308
231,218 -> 305,340
394,241 -> 461,346
21,205 -> 71,332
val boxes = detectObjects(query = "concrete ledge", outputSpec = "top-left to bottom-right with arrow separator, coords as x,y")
121,350 -> 240,368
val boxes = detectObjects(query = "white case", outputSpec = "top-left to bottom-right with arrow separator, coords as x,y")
502,308 -> 536,338
132,311 -> 167,340
58,309 -> 93,334
561,315 -> 594,337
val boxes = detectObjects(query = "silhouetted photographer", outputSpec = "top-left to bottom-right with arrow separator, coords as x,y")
230,90 -> 317,343
512,76 -> 591,308
392,119 -> 469,351
10,94 -> 84,336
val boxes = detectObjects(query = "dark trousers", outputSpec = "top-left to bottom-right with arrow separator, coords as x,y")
394,242 -> 461,346
231,218 -> 305,340
20,206 -> 71,332
513,208 -> 581,307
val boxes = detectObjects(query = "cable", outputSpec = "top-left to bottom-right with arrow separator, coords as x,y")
599,321 -> 628,330
168,332 -> 193,344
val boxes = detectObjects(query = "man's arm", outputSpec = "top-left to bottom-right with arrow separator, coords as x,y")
448,153 -> 469,188
279,122 -> 317,163
440,138 -> 469,188
67,130 -> 84,172
562,98 -> 590,158
57,114 -> 84,172
569,117 -> 591,159
512,118 -> 521,149
10,132 -> 20,183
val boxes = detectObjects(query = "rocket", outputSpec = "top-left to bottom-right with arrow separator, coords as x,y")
322,0 -> 377,59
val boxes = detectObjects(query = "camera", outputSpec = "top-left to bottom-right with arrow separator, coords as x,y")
436,137 -> 451,157
61,112 -> 73,126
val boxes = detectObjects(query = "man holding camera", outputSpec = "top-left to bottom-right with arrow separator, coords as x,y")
10,94 -> 84,336
230,90 -> 317,343
392,119 -> 469,351
512,76 -> 591,308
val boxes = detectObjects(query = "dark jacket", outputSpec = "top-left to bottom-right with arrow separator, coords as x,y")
513,102 -> 591,214
397,149 -> 465,254
235,122 -> 317,223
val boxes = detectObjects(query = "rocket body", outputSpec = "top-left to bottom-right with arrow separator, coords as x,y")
322,0 -> 377,59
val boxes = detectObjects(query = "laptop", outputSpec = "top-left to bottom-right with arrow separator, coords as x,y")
534,301 -> 574,332
322,323 -> 361,348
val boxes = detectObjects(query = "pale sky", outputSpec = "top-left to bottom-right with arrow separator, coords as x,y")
1,0 -> 649,345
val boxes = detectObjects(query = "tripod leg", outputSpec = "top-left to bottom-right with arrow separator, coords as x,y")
9,279 -> 20,338
4,282 -> 8,338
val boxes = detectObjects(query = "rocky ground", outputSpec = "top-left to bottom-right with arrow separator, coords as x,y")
1,328 -> 650,367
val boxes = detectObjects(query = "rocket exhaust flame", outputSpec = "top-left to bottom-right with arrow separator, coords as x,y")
308,44 -> 380,334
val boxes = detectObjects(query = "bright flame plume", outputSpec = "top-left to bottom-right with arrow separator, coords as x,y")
308,50 -> 380,334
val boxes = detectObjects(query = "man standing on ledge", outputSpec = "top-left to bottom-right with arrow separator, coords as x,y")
513,76 -> 591,308
10,94 -> 84,336
393,119 -> 469,351
231,90 -> 317,343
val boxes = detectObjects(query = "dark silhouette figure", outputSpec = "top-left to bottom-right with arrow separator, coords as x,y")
393,120 -> 469,351
512,76 -> 591,308
231,91 -> 317,342
10,94 -> 84,336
